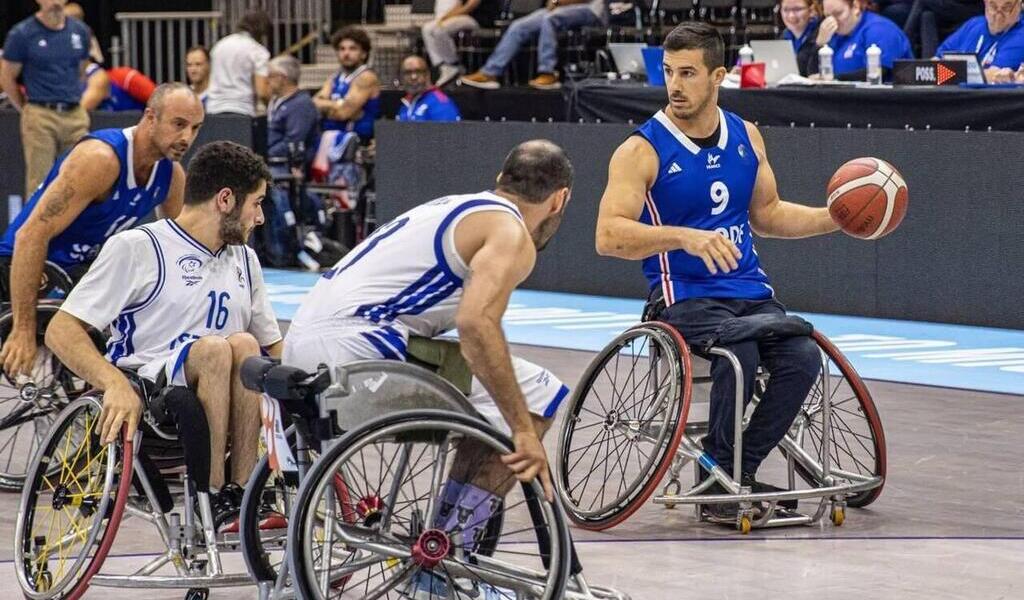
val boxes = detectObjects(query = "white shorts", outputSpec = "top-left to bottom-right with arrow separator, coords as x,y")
134,340 -> 196,388
284,324 -> 569,436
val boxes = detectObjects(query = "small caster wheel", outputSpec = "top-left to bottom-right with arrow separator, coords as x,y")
739,515 -> 752,534
664,502 -> 678,510
831,506 -> 845,526
186,587 -> 209,600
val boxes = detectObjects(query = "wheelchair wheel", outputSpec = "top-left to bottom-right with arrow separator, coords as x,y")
556,322 -> 691,531
14,395 -> 134,600
0,305 -> 94,491
783,331 -> 887,508
240,434 -> 357,586
288,410 -> 570,600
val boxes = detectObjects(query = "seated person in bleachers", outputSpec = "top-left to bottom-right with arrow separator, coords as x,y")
312,26 -> 381,211
397,55 -> 462,122
461,0 -> 608,90
262,55 -> 323,267
422,0 -> 502,87
186,45 -> 211,105
81,63 -> 157,111
936,0 -> 1024,83
780,0 -> 823,76
810,0 -> 913,80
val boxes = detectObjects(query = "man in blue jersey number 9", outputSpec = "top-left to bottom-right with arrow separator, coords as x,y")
597,23 -> 841,517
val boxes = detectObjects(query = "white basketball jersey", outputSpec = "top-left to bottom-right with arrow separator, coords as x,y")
289,192 -> 524,339
61,219 -> 281,375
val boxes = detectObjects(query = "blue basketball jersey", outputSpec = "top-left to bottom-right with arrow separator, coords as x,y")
0,127 -> 174,267
321,65 -> 380,139
634,108 -> 773,304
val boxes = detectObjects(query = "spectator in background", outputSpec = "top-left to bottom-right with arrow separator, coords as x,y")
205,10 -> 271,116
422,0 -> 501,87
81,64 -> 157,111
63,2 -> 104,63
397,55 -> 461,122
936,0 -> 1023,82
811,0 -> 913,80
186,45 -> 211,104
314,27 -> 381,144
1,0 -> 91,198
263,54 -> 322,267
780,0 -> 823,75
461,0 -> 607,90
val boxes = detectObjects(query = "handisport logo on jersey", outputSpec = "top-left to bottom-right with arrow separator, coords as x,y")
177,255 -> 204,286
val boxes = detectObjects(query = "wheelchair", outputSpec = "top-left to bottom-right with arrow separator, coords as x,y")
0,261 -> 101,491
238,356 -> 631,599
555,317 -> 886,534
14,371 -> 264,600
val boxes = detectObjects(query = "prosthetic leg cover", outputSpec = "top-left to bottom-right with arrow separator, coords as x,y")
162,386 -> 213,494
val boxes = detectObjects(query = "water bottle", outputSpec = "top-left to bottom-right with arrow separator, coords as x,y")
866,44 -> 882,85
818,45 -> 834,81
739,44 -> 754,66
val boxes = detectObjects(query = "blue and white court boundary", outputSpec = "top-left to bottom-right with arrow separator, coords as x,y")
265,269 -> 1024,396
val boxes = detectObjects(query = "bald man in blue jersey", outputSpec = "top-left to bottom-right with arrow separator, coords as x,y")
597,23 -> 841,518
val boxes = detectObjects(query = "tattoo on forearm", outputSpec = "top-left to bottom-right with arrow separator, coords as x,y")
39,182 -> 74,223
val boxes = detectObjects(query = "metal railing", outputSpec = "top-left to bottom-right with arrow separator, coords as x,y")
111,12 -> 222,84
213,0 -> 330,59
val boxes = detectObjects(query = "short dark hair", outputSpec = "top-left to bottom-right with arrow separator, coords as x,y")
331,26 -> 371,54
186,45 -> 209,60
663,22 -> 725,72
184,142 -> 271,206
237,10 -> 271,41
496,140 -> 574,204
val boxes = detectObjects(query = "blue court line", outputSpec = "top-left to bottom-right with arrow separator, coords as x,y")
265,269 -> 1024,395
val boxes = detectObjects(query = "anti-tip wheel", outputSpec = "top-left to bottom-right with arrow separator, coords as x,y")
831,506 -> 846,526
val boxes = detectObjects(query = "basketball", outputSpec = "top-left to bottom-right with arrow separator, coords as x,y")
827,157 -> 909,240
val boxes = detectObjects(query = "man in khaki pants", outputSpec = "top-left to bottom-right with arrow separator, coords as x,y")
1,0 -> 91,197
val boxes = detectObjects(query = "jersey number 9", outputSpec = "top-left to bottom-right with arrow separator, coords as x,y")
710,181 -> 730,216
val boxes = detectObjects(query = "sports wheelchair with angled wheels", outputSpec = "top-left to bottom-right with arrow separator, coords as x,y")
0,261 -> 103,492
555,316 -> 886,534
238,355 -> 631,600
14,370 -> 273,600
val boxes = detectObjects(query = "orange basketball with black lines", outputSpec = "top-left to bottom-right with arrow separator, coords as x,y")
827,157 -> 908,240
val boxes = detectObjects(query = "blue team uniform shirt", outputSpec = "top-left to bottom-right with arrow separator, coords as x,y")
396,88 -> 461,122
936,15 -> 1024,68
634,108 -> 773,303
321,65 -> 380,140
829,11 -> 913,76
784,17 -> 819,53
0,128 -> 174,267
2,15 -> 91,104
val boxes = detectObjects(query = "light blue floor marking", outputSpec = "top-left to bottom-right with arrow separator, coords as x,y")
265,269 -> 1024,395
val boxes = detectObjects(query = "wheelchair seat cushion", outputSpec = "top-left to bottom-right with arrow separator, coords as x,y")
406,337 -> 473,395
703,314 -> 813,351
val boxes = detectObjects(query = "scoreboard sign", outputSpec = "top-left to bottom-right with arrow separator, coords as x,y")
893,60 -> 967,86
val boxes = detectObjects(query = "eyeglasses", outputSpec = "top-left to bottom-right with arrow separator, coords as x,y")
401,69 -> 429,76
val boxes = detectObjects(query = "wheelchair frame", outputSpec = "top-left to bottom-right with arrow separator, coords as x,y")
556,322 -> 886,534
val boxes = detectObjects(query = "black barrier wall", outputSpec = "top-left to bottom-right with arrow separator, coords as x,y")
377,121 -> 1024,329
0,110 -> 257,229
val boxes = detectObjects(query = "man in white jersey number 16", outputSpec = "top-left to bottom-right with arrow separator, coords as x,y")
597,23 -> 841,519
284,140 -> 573,592
46,142 -> 283,532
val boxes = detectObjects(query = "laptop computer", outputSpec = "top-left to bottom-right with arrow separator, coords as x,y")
749,40 -> 801,85
609,43 -> 648,78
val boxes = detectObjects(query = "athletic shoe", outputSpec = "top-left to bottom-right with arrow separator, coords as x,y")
436,64 -> 463,88
528,73 -> 561,90
741,473 -> 798,511
208,482 -> 245,534
460,72 -> 500,89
